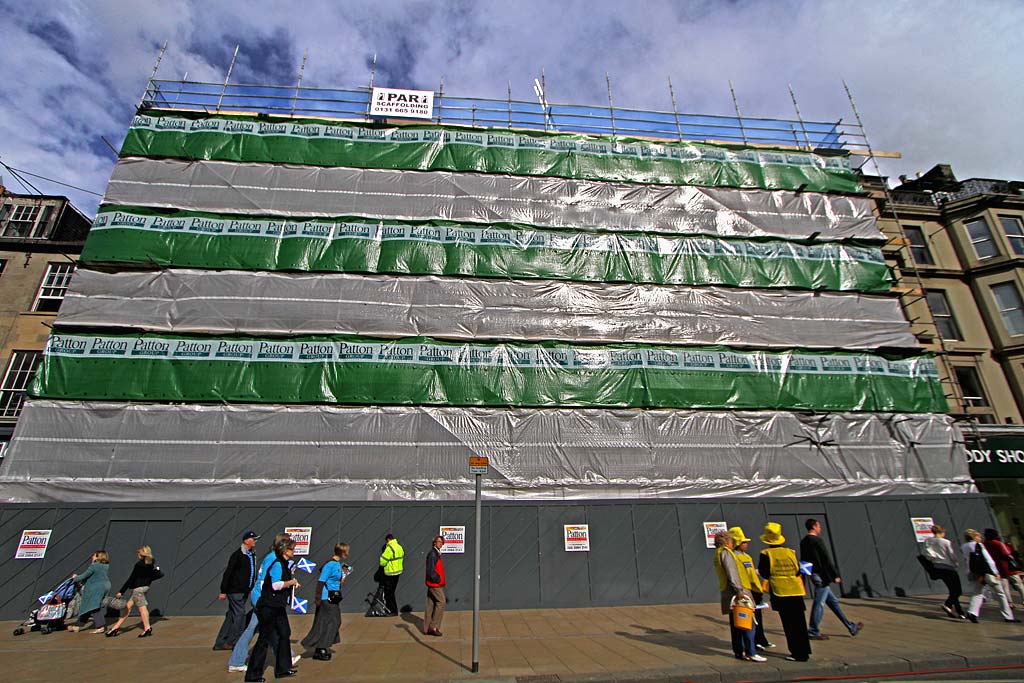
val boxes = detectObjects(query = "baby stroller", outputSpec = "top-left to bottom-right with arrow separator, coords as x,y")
12,577 -> 78,636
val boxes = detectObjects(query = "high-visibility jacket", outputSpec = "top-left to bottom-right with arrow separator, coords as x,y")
761,546 -> 805,597
734,550 -> 762,592
714,546 -> 751,592
380,539 -> 405,576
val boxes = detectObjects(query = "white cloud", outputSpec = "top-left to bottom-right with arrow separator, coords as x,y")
1,0 -> 1021,217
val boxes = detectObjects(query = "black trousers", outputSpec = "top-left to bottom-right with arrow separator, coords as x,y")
245,605 -> 291,680
778,603 -> 811,661
933,566 -> 964,614
380,574 -> 401,615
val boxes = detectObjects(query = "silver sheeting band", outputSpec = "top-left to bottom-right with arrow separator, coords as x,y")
58,269 -> 918,350
104,158 -> 882,242
0,400 -> 972,503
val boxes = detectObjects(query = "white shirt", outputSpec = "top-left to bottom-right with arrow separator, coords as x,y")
961,540 -> 998,576
922,536 -> 958,567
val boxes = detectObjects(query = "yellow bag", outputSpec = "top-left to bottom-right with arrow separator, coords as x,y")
732,597 -> 754,631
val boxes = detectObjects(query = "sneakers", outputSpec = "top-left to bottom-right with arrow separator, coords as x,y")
745,654 -> 768,662
1004,618 -> 1022,623
228,665 -> 247,673
942,604 -> 956,618
291,655 -> 301,666
755,642 -> 775,651
785,656 -> 809,662
850,622 -> 864,636
967,613 -> 979,623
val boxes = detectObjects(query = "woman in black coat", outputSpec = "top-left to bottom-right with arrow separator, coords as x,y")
105,546 -> 164,638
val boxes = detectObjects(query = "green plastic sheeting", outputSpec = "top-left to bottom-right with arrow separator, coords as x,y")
121,111 -> 862,194
83,206 -> 891,292
33,332 -> 946,413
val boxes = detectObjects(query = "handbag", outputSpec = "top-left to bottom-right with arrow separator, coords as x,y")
731,596 -> 754,631
327,590 -> 343,604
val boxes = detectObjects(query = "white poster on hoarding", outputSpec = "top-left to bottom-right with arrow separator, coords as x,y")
704,521 -> 728,549
911,517 -> 935,544
15,529 -> 52,559
370,87 -> 434,119
284,527 -> 313,556
440,526 -> 466,554
564,524 -> 590,552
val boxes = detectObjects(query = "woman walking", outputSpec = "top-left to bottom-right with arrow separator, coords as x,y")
68,551 -> 111,633
922,525 -> 965,619
983,528 -> 1024,606
758,522 -> 811,662
245,536 -> 300,682
105,546 -> 164,638
302,543 -> 350,661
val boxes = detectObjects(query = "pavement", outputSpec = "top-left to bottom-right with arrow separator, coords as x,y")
2,595 -> 1024,683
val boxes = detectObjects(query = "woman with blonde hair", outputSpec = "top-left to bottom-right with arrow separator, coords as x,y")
68,550 -> 111,633
105,546 -> 164,638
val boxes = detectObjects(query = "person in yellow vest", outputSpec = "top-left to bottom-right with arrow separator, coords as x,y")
757,522 -> 811,662
713,530 -> 765,662
729,526 -> 774,652
378,534 -> 405,616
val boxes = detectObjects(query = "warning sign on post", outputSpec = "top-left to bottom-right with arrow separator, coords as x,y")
469,456 -> 489,474
703,521 -> 728,549
910,517 -> 935,544
440,526 -> 466,554
370,87 -> 434,119
564,524 -> 590,552
15,529 -> 52,559
284,527 -> 313,556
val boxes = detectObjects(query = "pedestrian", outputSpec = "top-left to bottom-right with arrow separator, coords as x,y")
730,526 -> 774,651
983,528 -> 1024,606
714,530 -> 764,662
228,532 -> 300,674
922,524 -> 965,619
245,536 -> 301,682
758,522 -> 811,662
214,531 -> 260,651
105,546 -> 163,638
67,550 -> 111,633
302,543 -> 350,661
424,535 -> 446,636
800,518 -> 862,639
378,533 -> 405,616
962,529 -> 1017,623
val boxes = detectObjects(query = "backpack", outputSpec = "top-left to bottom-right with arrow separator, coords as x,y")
968,542 -> 990,577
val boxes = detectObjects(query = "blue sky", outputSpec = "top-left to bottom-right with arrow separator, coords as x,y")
1,0 -> 1022,217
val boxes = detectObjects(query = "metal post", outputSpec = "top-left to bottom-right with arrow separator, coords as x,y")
217,45 -> 239,112
472,471 -> 482,673
729,80 -> 747,144
507,81 -> 513,129
788,84 -> 812,150
668,77 -> 683,142
365,53 -> 377,120
292,50 -> 308,117
605,72 -> 616,137
139,40 -> 168,109
436,76 -> 445,124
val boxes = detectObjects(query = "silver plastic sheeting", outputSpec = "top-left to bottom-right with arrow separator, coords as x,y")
58,269 -> 918,350
0,400 -> 972,503
104,158 -> 882,242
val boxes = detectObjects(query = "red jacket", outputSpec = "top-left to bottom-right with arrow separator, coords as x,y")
426,546 -> 445,587
984,539 -> 1021,577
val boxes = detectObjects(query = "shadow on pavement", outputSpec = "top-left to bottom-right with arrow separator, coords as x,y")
395,620 -> 469,672
616,623 -> 732,659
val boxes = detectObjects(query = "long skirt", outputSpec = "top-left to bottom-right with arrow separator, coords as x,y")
301,601 -> 341,649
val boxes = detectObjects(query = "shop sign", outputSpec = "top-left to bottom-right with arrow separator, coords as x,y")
966,436 -> 1024,478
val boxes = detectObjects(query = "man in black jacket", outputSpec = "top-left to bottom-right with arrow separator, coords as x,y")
800,519 -> 862,640
213,531 -> 260,650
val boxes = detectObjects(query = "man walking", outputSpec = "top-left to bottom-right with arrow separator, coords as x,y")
214,531 -> 260,650
424,535 -> 446,636
800,518 -> 862,639
962,528 -> 1017,622
379,533 -> 405,616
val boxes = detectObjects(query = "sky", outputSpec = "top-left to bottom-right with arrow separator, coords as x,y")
1,0 -> 1022,218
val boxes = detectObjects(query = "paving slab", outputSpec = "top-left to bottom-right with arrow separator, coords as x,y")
3,595 -> 1024,683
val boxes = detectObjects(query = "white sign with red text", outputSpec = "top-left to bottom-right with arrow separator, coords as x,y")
15,529 -> 52,559
440,526 -> 466,554
564,524 -> 590,552
911,517 -> 935,544
284,527 -> 313,556
704,521 -> 728,549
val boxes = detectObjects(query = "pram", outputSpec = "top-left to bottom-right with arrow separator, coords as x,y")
12,576 -> 78,636
365,585 -> 390,617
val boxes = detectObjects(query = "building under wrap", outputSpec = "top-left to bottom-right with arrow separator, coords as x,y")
0,82 -> 994,618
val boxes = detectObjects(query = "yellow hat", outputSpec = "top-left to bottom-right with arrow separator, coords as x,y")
728,526 -> 751,544
760,522 -> 785,545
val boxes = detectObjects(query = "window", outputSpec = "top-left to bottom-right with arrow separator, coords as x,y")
0,351 -> 42,419
965,217 -> 999,259
925,290 -> 960,339
33,262 -> 74,312
953,366 -> 989,408
991,282 -> 1024,336
903,226 -> 934,265
999,215 -> 1024,256
0,203 -> 52,239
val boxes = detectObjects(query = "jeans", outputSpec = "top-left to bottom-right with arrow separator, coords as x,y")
730,621 -> 756,658
808,575 -> 856,636
214,592 -> 248,648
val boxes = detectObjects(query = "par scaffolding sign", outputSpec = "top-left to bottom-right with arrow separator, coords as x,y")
370,87 -> 434,120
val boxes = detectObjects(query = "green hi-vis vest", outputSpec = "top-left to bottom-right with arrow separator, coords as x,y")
714,546 -> 752,592
761,546 -> 805,597
380,539 -> 405,576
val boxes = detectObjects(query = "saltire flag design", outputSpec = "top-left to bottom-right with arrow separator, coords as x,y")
290,593 -> 308,614
799,561 -> 814,576
296,558 -> 317,573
